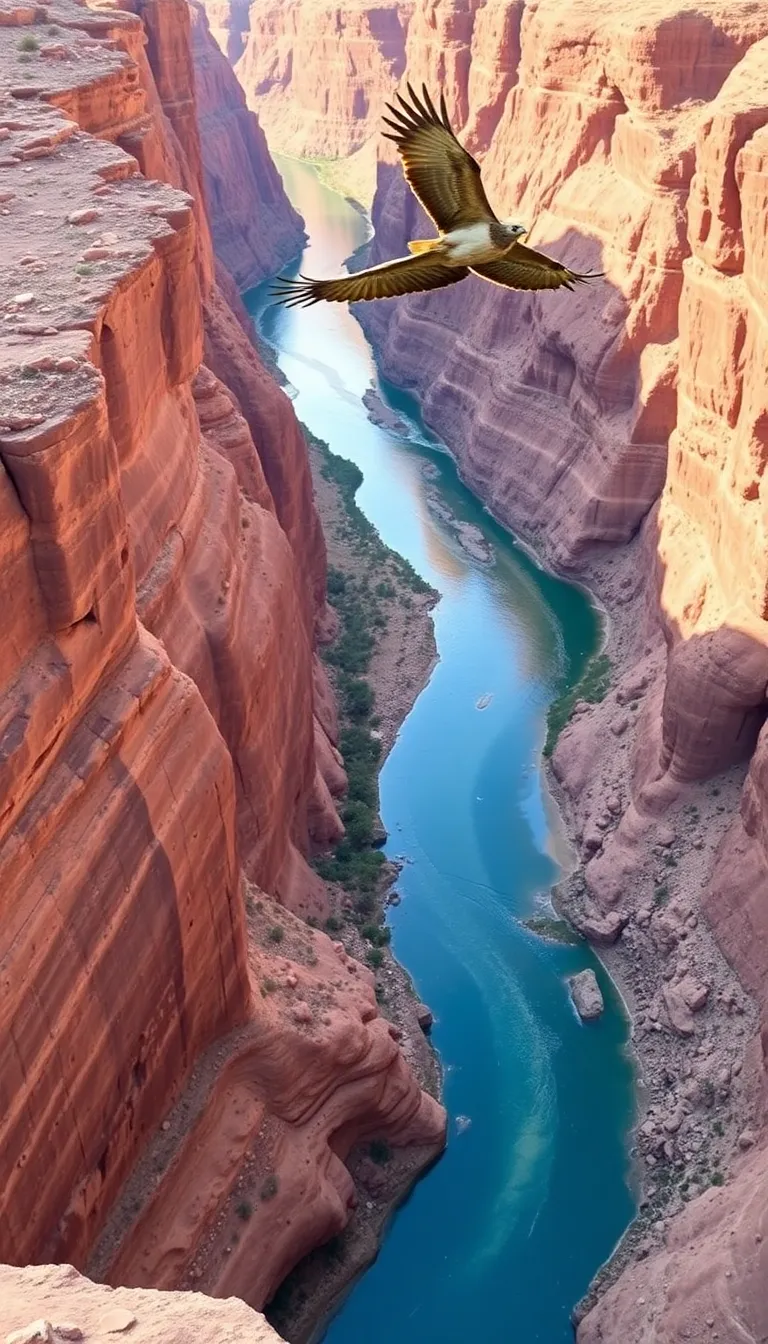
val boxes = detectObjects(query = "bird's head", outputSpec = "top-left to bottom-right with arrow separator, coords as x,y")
502,221 -> 528,243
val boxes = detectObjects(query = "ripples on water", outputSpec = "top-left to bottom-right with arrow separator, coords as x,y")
245,157 -> 636,1344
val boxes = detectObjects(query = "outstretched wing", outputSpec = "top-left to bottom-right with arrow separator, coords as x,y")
471,244 -> 604,292
381,83 -> 497,232
271,253 -> 469,307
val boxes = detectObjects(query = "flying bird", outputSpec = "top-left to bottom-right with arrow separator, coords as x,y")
271,83 -> 602,308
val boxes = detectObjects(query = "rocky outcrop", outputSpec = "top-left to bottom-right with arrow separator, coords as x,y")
0,0 -> 443,1307
0,1262 -> 285,1344
568,970 -> 604,1021
189,2 -> 305,288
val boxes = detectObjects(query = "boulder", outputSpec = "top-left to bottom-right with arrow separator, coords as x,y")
568,969 -> 604,1021
570,908 -> 627,946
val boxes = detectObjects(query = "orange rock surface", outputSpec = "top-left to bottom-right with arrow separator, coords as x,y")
0,1262 -> 285,1343
206,0 -> 413,158
0,0 -> 444,1306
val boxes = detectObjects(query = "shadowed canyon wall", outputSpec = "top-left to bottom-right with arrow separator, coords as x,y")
202,0 -> 768,1336
0,0 -> 443,1310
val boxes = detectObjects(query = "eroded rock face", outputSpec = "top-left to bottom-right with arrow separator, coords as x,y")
0,0 -> 443,1301
356,0 -> 768,572
206,0 -> 412,157
188,2 -> 305,288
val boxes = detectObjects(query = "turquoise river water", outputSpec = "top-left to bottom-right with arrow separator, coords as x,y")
246,158 -> 636,1344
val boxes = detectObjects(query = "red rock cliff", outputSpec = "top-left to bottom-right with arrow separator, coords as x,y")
203,0 -> 413,158
0,0 -> 443,1304
189,1 -> 305,289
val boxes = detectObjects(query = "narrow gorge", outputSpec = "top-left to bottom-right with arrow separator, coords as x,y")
3,0 -> 768,1341
206,0 -> 768,1336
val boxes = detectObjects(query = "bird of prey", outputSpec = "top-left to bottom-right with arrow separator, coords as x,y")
271,83 -> 602,308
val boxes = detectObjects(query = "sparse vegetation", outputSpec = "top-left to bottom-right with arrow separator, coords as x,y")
710,1170 -> 725,1187
544,651 -> 612,757
653,884 -> 669,906
267,925 -> 284,944
522,915 -> 583,945
236,1200 -> 253,1221
368,1139 -> 392,1166
366,946 -> 385,969
261,977 -> 278,994
362,923 -> 391,947
260,1174 -> 279,1201
700,1078 -> 716,1109
17,34 -> 39,52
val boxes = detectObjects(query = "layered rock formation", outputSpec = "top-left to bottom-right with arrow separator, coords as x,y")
189,2 -> 305,288
0,0 -> 443,1310
203,0 -> 413,158
357,0 -> 767,568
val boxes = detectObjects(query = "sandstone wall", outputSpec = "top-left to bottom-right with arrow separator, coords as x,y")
189,2 -> 305,289
204,0 -> 414,158
0,0 -> 442,1298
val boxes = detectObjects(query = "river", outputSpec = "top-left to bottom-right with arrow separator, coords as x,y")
245,158 -> 636,1344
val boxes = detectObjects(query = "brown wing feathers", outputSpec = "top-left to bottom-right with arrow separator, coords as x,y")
472,247 -> 603,293
270,254 -> 470,307
380,82 -> 496,231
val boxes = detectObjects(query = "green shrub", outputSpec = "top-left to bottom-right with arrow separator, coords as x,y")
345,677 -> 374,719
325,914 -> 343,933
369,1139 -> 392,1166
17,34 -> 39,52
260,1174 -> 279,1201
267,925 -> 284,944
366,947 -> 385,969
343,799 -> 375,848
544,652 -> 612,758
362,922 -> 391,946
710,1170 -> 725,1187
236,1200 -> 253,1221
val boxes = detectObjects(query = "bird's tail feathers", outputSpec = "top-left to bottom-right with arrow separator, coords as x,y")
407,238 -> 443,255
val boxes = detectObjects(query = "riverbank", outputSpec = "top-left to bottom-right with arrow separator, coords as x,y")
538,541 -> 761,1320
266,427 -> 443,1342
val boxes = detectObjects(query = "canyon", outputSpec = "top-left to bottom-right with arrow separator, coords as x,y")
0,0 -> 443,1334
205,0 -> 768,1338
